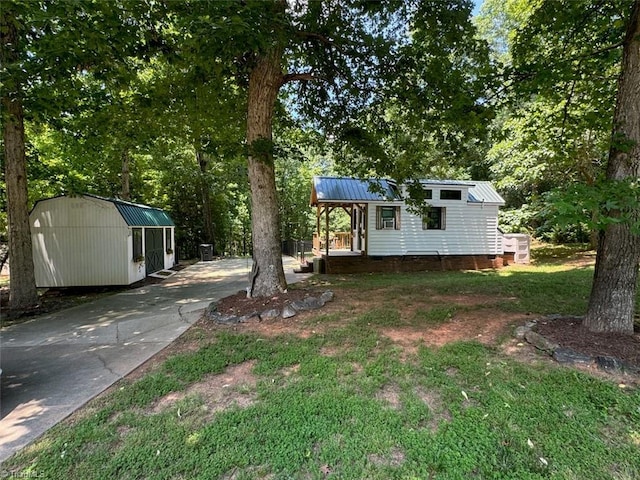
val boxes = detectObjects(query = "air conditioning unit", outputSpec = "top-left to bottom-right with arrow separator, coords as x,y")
383,219 -> 395,229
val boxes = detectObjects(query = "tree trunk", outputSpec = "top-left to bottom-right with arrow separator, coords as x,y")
583,1 -> 640,334
246,47 -> 287,297
196,148 -> 216,252
1,10 -> 39,310
121,148 -> 131,201
589,210 -> 599,251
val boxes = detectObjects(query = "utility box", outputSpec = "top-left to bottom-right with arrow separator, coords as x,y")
199,244 -> 214,261
502,234 -> 530,264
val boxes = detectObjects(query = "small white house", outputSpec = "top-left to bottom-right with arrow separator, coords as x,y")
30,194 -> 175,287
310,176 -> 506,273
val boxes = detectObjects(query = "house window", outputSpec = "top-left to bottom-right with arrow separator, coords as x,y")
132,228 -> 143,260
440,189 -> 462,200
165,228 -> 172,252
376,206 -> 400,230
423,207 -> 445,230
424,189 -> 433,199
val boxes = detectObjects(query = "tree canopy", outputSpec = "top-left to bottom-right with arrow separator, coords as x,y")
2,0 -> 638,332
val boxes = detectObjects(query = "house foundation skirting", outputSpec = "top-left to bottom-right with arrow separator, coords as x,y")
324,254 -> 504,274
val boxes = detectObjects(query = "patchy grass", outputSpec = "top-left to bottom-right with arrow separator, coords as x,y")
317,263 -> 597,316
411,304 -> 457,326
530,241 -> 594,264
6,334 -> 638,480
3,245 -> 640,479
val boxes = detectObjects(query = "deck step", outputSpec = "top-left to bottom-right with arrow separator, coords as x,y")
294,261 -> 314,274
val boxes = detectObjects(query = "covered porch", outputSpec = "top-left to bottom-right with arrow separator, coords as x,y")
308,176 -> 403,273
309,176 -> 399,259
311,202 -> 368,258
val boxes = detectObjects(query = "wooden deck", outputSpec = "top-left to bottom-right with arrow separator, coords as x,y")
320,249 -> 362,257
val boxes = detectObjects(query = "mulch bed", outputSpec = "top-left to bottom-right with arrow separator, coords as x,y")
536,317 -> 640,370
214,288 -> 319,316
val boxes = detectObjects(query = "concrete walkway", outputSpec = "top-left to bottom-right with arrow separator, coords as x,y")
0,257 -> 307,463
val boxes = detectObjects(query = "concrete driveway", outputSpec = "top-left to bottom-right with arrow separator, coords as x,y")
0,256 -> 307,463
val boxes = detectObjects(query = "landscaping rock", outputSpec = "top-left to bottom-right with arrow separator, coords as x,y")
524,330 -> 559,353
260,308 -> 280,320
205,301 -> 218,315
291,296 -> 324,311
290,300 -> 308,311
238,311 -> 260,323
213,313 -> 241,325
553,348 -> 593,365
514,325 -> 531,340
281,305 -> 297,319
596,356 -> 625,372
320,290 -> 335,303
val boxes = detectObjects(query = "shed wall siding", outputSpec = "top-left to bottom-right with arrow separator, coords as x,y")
164,228 -> 175,270
31,197 -> 131,286
366,201 -> 501,256
127,229 -> 147,284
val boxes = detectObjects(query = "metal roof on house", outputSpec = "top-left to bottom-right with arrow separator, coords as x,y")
311,176 -> 504,206
311,176 -> 401,205
85,194 -> 175,227
418,179 -> 475,187
467,181 -> 505,205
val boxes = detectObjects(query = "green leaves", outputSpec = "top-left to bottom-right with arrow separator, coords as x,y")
542,178 -> 640,235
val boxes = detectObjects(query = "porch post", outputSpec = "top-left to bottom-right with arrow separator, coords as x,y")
316,206 -> 321,239
325,205 -> 330,257
363,203 -> 368,255
316,206 -> 321,254
349,205 -> 353,250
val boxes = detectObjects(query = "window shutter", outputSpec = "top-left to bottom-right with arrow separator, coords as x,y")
395,206 -> 401,230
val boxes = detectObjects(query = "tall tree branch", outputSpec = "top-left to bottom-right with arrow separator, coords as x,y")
282,71 -> 325,84
296,31 -> 335,46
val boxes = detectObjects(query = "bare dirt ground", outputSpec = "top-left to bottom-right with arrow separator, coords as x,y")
129,284 -> 639,392
212,278 -> 639,370
213,288 -> 527,349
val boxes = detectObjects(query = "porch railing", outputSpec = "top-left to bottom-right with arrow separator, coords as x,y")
312,232 -> 351,255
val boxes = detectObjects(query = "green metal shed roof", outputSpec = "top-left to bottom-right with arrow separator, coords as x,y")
85,194 -> 175,227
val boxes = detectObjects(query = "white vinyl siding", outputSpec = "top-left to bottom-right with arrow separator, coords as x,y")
366,197 -> 502,256
31,197 -> 134,286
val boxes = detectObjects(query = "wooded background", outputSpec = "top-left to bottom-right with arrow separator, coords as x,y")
2,0 -> 638,332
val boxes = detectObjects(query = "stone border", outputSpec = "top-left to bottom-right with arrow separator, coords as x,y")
515,315 -> 639,374
205,290 -> 335,325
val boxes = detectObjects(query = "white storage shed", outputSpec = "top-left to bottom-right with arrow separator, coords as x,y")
30,194 -> 175,287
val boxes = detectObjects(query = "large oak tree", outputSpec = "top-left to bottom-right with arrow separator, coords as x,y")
493,0 -> 639,333
584,0 -> 640,334
1,0 -> 159,309
165,0 -> 402,296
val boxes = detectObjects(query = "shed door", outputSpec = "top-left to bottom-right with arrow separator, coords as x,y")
145,228 -> 164,275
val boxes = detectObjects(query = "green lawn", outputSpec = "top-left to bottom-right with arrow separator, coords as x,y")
4,245 -> 640,479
